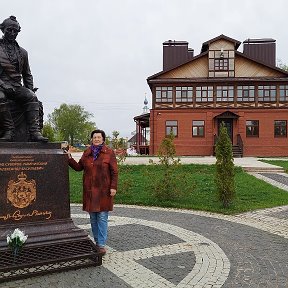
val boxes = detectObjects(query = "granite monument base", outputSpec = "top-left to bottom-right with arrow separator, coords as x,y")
0,142 -> 101,282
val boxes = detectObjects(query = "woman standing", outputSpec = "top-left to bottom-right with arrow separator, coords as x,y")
67,129 -> 118,255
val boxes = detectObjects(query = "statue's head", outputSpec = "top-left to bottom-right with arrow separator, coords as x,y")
0,16 -> 21,41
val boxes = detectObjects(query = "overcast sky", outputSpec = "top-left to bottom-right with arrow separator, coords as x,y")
2,0 -> 288,138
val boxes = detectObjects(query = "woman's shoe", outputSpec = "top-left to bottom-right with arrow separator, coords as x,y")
98,247 -> 106,255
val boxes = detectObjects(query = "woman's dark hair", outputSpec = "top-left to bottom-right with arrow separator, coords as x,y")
90,129 -> 106,141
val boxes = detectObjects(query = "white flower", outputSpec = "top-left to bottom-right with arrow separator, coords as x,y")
11,228 -> 24,239
20,234 -> 28,242
7,228 -> 28,247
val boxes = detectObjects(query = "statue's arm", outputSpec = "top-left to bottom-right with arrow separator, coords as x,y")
0,73 -> 15,93
21,49 -> 34,90
0,64 -> 6,87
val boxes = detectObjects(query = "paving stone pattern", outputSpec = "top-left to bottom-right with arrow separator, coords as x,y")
136,252 -> 196,286
2,202 -> 288,288
109,224 -> 185,251
259,173 -> 288,186
1,171 -> 288,288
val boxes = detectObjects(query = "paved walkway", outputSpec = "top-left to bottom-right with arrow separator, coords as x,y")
70,153 -> 287,173
71,153 -> 286,170
1,157 -> 288,288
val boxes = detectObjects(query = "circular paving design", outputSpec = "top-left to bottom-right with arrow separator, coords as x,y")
74,214 -> 230,287
2,204 -> 288,288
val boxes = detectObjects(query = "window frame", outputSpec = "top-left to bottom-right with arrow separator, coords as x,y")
216,85 -> 234,102
214,58 -> 229,71
175,86 -> 193,103
155,86 -> 173,103
258,85 -> 276,102
165,120 -> 178,137
279,85 -> 288,101
246,120 -> 259,137
192,120 -> 205,137
196,86 -> 213,102
237,85 -> 255,102
274,120 -> 287,138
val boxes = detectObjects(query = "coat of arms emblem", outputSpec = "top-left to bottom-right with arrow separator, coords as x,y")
7,171 -> 36,208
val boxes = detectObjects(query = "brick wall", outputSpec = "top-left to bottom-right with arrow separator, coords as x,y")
150,108 -> 288,157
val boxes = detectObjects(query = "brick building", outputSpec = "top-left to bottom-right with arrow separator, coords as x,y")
135,34 -> 288,157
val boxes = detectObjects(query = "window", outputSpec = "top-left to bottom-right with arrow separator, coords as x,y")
192,120 -> 205,137
196,86 -> 213,102
274,120 -> 287,137
258,85 -> 276,102
214,58 -> 229,71
166,120 -> 178,137
237,85 -> 255,102
279,85 -> 288,101
208,50 -> 235,78
216,86 -> 234,102
246,120 -> 259,137
176,87 -> 193,102
155,87 -> 173,103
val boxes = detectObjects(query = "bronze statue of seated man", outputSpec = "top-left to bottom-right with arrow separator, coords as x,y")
0,15 -> 48,142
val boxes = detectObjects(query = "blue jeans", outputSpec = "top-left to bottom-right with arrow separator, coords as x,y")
89,211 -> 109,248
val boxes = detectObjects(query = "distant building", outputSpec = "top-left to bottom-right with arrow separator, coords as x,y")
137,34 -> 288,157
133,96 -> 150,154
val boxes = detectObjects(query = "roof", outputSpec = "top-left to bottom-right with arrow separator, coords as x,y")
147,77 -> 288,85
243,38 -> 276,44
133,112 -> 150,128
214,111 -> 239,119
128,133 -> 147,143
163,40 -> 189,46
146,34 -> 288,84
147,51 -> 208,81
235,51 -> 288,75
134,112 -> 150,121
201,34 -> 241,53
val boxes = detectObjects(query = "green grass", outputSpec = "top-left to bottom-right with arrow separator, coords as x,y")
260,159 -> 288,172
69,164 -> 288,215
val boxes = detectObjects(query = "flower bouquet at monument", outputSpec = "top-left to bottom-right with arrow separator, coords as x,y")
7,228 -> 28,262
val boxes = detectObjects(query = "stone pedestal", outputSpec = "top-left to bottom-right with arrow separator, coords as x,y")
0,142 -> 101,282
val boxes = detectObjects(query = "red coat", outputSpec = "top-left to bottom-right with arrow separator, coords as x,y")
68,145 -> 118,212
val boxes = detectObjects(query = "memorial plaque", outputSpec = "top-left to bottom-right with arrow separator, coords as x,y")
0,143 -> 101,282
0,143 -> 69,224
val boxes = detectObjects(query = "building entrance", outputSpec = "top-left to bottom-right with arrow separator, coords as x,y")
218,119 -> 233,144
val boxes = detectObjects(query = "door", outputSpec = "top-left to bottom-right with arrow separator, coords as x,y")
218,119 -> 233,144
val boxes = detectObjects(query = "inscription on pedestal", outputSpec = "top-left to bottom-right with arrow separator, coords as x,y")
0,143 -> 101,281
0,143 -> 70,224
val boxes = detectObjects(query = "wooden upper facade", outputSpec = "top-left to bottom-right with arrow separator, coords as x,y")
143,34 -> 288,156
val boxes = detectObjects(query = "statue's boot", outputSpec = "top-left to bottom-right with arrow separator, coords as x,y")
0,103 -> 15,142
25,102 -> 48,142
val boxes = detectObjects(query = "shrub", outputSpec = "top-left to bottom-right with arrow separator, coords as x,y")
149,133 -> 186,200
215,122 -> 235,208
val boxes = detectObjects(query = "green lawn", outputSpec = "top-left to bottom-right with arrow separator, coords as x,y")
260,159 -> 288,172
69,164 -> 288,215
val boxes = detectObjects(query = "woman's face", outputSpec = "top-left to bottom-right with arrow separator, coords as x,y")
91,133 -> 104,146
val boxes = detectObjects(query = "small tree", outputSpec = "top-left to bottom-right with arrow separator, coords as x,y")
110,131 -> 131,194
110,130 -> 127,164
149,132 -> 185,201
215,122 -> 235,208
158,132 -> 179,167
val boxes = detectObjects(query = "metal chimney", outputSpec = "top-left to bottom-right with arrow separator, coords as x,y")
243,38 -> 276,66
163,40 -> 192,71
